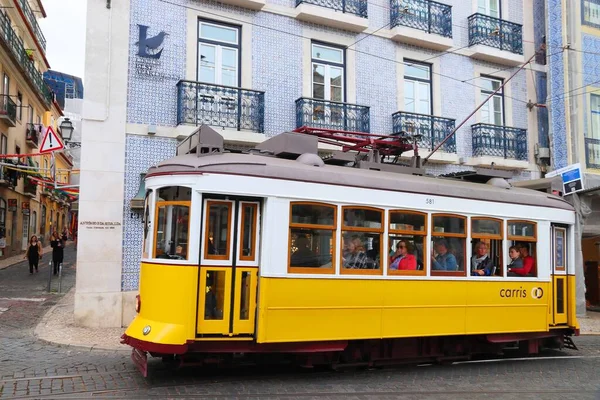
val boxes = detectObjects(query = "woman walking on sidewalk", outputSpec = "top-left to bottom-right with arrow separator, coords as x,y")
50,231 -> 64,276
24,235 -> 42,274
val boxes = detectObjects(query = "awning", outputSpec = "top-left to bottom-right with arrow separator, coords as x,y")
130,173 -> 146,210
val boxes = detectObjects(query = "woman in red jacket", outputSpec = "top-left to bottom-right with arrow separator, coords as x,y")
508,244 -> 535,276
389,240 -> 417,270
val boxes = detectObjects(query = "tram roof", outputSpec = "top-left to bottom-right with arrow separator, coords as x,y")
147,151 -> 574,211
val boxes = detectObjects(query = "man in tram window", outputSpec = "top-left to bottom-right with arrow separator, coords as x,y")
470,241 -> 495,276
431,239 -> 457,271
291,235 -> 318,267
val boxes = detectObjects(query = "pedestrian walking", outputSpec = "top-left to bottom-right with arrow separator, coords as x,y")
24,235 -> 42,275
50,231 -> 64,276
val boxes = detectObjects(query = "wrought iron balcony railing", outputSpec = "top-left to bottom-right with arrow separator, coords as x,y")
296,0 -> 368,18
392,111 -> 456,153
177,80 -> 265,133
296,97 -> 370,133
16,0 -> 46,51
0,11 -> 53,105
585,137 -> 600,169
0,95 -> 17,125
26,123 -> 41,146
0,163 -> 18,188
471,123 -> 527,160
390,0 -> 452,38
468,13 -> 523,55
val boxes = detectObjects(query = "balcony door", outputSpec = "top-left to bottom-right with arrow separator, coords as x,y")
311,42 -> 345,128
197,20 -> 240,87
480,76 -> 504,126
478,0 -> 500,18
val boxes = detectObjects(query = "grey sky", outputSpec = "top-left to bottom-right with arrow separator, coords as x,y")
38,0 -> 87,81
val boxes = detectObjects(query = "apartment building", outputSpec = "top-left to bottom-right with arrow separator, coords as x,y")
0,0 -> 70,256
79,0 -> 543,326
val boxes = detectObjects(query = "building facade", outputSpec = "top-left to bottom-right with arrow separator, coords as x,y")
43,70 -> 84,110
79,0 -> 544,326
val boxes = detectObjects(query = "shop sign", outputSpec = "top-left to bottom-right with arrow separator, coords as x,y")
546,163 -> 584,195
8,199 -> 17,212
22,202 -> 30,216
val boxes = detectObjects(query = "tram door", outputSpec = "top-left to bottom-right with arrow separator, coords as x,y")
197,198 -> 260,336
551,224 -> 568,325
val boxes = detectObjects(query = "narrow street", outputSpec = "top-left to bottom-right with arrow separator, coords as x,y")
1,247 -> 600,399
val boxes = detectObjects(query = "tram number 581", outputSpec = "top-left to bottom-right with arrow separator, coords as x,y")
426,198 -> 435,205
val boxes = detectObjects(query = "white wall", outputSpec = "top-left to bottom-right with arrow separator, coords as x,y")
75,0 -> 130,328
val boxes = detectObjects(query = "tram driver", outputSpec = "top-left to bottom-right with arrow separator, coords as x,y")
431,239 -> 457,271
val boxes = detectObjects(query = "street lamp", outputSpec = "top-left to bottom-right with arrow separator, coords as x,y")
59,118 -> 81,148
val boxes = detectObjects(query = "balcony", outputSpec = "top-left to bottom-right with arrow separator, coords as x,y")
177,80 -> 265,133
0,11 -> 53,105
585,138 -> 600,169
15,0 -> 46,52
24,177 -> 37,198
0,164 -> 18,188
295,0 -> 368,32
467,13 -> 524,66
390,0 -> 453,50
0,95 -> 17,127
296,97 -> 370,133
392,111 -> 457,162
471,123 -> 528,168
25,123 -> 41,147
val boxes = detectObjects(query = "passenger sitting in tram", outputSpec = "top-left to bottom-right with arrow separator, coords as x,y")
344,236 -> 376,269
508,243 -> 535,276
470,241 -> 495,276
431,239 -> 457,271
506,245 -> 523,274
389,240 -> 417,270
291,236 -> 318,267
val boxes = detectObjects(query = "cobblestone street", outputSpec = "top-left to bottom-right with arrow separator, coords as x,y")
1,248 -> 600,399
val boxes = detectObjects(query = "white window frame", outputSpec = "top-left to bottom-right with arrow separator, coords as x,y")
480,76 -> 504,126
311,43 -> 345,102
197,20 -> 240,87
403,60 -> 432,115
478,0 -> 500,18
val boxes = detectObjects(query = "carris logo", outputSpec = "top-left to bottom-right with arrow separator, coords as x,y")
531,287 -> 544,299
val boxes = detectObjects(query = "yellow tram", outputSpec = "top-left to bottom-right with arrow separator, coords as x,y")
121,126 -> 579,376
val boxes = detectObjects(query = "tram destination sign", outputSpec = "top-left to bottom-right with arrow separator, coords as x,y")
546,163 -> 584,195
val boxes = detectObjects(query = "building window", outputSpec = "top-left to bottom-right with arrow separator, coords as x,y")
478,0 -> 500,18
591,94 -> 600,139
404,60 -> 432,115
583,0 -> 600,27
480,76 -> 504,125
2,74 -> 8,96
31,211 -> 37,235
312,42 -> 345,102
1,135 -> 7,154
16,92 -> 22,120
0,198 -> 5,228
27,105 -> 33,124
197,20 -> 240,87
40,205 -> 46,235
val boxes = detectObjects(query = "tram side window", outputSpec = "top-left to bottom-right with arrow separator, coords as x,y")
341,207 -> 383,274
471,218 -> 503,277
288,203 -> 336,273
388,211 -> 427,274
154,203 -> 190,260
507,221 -> 537,277
142,189 -> 152,259
431,214 -> 467,275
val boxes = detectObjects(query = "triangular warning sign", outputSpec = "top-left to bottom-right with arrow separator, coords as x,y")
39,126 -> 64,154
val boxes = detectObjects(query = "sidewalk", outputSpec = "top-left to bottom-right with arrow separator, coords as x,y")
35,286 -> 127,351
0,244 -> 52,270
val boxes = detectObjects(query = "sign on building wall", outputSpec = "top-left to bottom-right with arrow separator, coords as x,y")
546,163 -> 585,195
134,24 -> 177,79
22,202 -> 30,216
8,199 -> 17,212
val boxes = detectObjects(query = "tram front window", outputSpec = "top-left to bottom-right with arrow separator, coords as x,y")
154,186 -> 191,260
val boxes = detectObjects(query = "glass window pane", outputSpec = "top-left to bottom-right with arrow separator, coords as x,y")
313,64 -> 325,84
481,77 -> 502,93
343,208 -> 382,229
239,271 -> 251,320
313,83 -> 325,99
508,221 -> 536,238
154,204 -> 190,260
592,94 -> 600,110
291,204 -> 335,226
200,23 -> 238,44
207,203 -> 231,257
312,44 -> 343,64
472,219 -> 501,236
389,212 -> 426,232
241,205 -> 256,259
431,237 -> 465,271
204,270 -> 226,320
290,228 -> 333,268
199,44 -> 216,83
404,62 -> 430,80
342,232 -> 381,269
222,48 -> 237,69
330,67 -> 343,87
404,81 -> 415,112
432,215 -> 465,234
158,186 -> 192,201
389,235 -> 425,271
331,86 -> 342,102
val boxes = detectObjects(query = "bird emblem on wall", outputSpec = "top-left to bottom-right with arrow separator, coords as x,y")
136,25 -> 168,59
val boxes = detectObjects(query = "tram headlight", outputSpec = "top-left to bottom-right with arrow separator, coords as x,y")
135,294 -> 141,313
